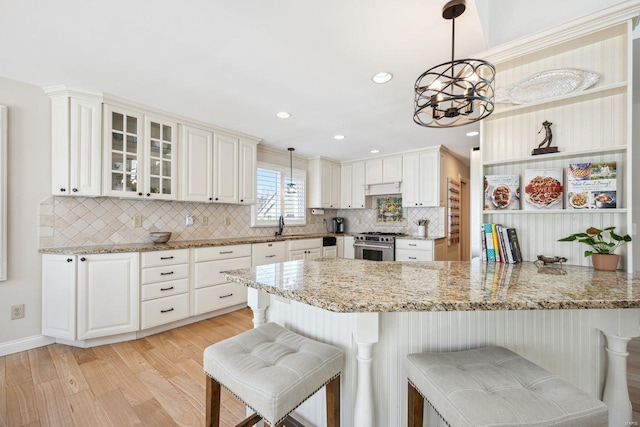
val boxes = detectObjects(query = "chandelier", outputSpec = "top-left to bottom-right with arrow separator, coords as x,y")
413,0 -> 495,128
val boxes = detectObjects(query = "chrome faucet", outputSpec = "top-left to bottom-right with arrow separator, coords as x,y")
275,215 -> 285,236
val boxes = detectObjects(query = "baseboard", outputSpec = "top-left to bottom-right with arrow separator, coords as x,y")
0,334 -> 55,357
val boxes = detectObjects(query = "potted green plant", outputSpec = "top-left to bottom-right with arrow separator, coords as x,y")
558,226 -> 631,271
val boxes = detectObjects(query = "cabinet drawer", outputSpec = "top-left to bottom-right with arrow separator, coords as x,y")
252,242 -> 286,266
194,282 -> 247,315
396,249 -> 433,262
141,249 -> 189,268
194,256 -> 251,289
141,278 -> 189,301
287,238 -> 322,251
141,263 -> 189,285
194,244 -> 252,262
395,239 -> 434,251
141,293 -> 189,330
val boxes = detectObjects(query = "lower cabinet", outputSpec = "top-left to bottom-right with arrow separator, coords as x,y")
395,239 -> 434,262
42,253 -> 140,341
343,236 -> 355,259
252,241 -> 286,266
287,238 -> 322,261
322,246 -> 338,257
192,244 -> 251,315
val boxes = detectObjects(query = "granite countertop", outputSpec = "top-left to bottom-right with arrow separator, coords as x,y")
224,258 -> 640,313
38,233 -> 350,255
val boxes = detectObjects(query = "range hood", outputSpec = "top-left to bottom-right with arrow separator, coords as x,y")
365,182 -> 401,196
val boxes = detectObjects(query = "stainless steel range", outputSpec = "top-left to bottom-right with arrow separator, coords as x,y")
353,232 -> 405,261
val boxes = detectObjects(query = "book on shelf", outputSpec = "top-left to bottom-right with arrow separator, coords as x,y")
482,223 -> 522,263
507,228 -> 523,263
483,223 -> 497,262
566,162 -> 617,209
480,225 -> 487,261
523,168 -> 564,210
491,224 -> 501,262
484,175 -> 520,210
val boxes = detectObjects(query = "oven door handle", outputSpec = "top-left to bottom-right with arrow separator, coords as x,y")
353,242 -> 394,250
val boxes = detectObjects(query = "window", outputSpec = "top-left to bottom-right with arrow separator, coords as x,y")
252,162 -> 306,227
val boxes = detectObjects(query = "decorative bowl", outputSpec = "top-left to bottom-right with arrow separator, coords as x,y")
150,231 -> 171,243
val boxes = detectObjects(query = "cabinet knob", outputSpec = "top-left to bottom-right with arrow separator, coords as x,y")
80,257 -> 86,262
66,258 -> 73,263
415,203 -> 418,206
348,205 -> 351,208
215,197 -> 218,201
138,192 -> 143,196
72,188 -> 78,192
60,188 -> 66,192
240,199 -> 243,202
209,197 -> 213,201
146,193 -> 151,197
420,203 -> 423,206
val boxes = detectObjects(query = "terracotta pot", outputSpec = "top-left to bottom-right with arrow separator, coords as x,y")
591,254 -> 620,271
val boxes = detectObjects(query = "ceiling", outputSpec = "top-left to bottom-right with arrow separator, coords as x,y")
0,0 -> 631,163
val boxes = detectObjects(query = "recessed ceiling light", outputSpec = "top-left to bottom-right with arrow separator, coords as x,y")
372,72 -> 393,84
276,112 -> 292,119
334,135 -> 345,140
466,131 -> 479,137
370,149 -> 380,154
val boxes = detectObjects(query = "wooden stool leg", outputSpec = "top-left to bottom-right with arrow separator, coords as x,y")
206,375 -> 221,427
408,382 -> 424,427
326,374 -> 341,427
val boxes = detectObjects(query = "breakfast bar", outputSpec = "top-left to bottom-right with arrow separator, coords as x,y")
225,258 -> 640,426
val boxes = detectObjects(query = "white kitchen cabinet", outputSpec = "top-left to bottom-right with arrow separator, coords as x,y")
144,115 -> 178,200
402,149 -> 441,207
180,125 -> 213,202
395,239 -> 434,262
343,236 -> 355,259
103,104 -> 145,198
322,246 -> 338,258
48,89 -> 102,197
77,252 -> 139,340
309,158 -> 341,208
365,156 -> 402,185
238,139 -> 257,205
192,244 -> 250,315
287,238 -> 323,261
213,134 -> 239,203
252,241 -> 286,266
42,255 -> 77,340
340,161 -> 366,209
337,236 -> 344,258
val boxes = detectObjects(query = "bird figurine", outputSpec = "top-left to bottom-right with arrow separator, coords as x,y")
536,255 -> 567,265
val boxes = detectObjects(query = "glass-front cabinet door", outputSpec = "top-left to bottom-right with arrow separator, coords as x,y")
103,105 -> 144,198
144,116 -> 177,200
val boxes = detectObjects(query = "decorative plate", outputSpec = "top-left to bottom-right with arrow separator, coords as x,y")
504,69 -> 600,104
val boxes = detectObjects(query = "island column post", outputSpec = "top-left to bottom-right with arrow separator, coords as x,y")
247,288 -> 270,328
353,312 -> 379,427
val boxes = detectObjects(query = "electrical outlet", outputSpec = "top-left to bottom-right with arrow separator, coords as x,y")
185,214 -> 194,227
133,215 -> 143,227
225,216 -> 231,226
322,218 -> 326,223
11,304 -> 25,320
203,216 -> 209,226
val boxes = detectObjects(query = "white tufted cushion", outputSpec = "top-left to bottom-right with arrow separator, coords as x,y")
203,322 -> 343,426
407,346 -> 607,426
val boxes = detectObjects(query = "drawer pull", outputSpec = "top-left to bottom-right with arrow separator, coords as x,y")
160,256 -> 174,260
409,257 -> 417,260
219,293 -> 234,299
160,271 -> 174,276
160,286 -> 174,291
266,255 -> 276,258
160,308 -> 174,313
219,251 -> 233,254
409,244 -> 417,247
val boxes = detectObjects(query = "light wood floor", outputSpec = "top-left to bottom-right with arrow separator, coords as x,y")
0,309 -> 639,426
0,308 -> 254,427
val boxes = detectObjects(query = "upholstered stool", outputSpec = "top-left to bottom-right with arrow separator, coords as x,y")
407,346 -> 608,426
204,322 -> 344,427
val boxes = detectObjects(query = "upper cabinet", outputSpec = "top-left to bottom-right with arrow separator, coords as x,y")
340,161 -> 366,209
477,4 -> 637,271
365,156 -> 402,185
181,125 -> 258,204
308,158 -> 341,208
47,88 -> 102,197
46,87 -> 260,203
402,149 -> 441,207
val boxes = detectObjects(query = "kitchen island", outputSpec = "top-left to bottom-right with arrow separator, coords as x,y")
225,258 -> 640,426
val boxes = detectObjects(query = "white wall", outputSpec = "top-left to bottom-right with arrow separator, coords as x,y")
0,77 -> 51,344
633,102 -> 640,272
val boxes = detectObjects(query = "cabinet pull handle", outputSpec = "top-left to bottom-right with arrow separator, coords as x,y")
160,308 -> 174,313
409,244 -> 417,247
160,286 -> 174,291
80,257 -> 86,262
72,188 -> 78,192
266,255 -> 276,258
219,251 -> 233,254
160,256 -> 174,260
160,271 -> 174,276
66,258 -> 73,262
409,257 -> 417,260
219,293 -> 233,299
60,188 -> 66,192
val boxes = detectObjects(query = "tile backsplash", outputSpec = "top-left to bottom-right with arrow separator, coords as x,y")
39,196 -> 442,248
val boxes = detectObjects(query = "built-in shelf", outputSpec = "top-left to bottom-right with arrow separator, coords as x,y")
483,145 -> 626,166
483,209 -> 627,215
491,82 -> 627,118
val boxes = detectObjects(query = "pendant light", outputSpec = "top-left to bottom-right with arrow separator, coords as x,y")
287,148 -> 296,194
413,0 -> 495,128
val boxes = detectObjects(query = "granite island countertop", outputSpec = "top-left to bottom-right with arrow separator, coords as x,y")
38,233 -> 351,255
224,258 -> 640,312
